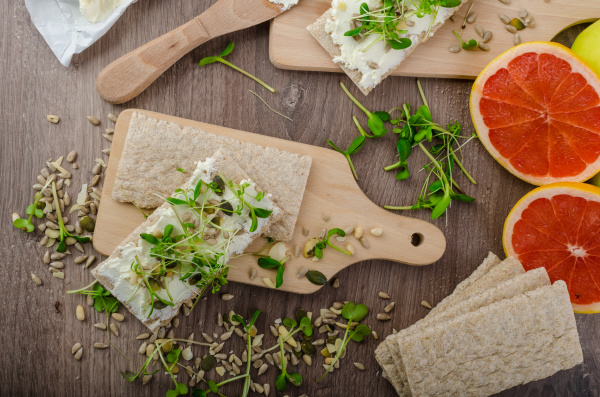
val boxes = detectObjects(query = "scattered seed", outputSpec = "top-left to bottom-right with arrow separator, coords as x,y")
263,277 -> 276,289
372,331 -> 379,340
331,278 -> 339,289
466,12 -> 477,24
221,293 -> 234,301
220,331 -> 233,341
384,302 -> 395,313
76,305 -> 85,321
111,312 -> 125,322
249,268 -> 257,280
258,363 -> 268,375
306,270 -> 327,286
94,323 -> 107,330
514,33 -> 521,46
110,323 -> 119,336
87,295 -> 94,306
85,256 -> 96,268
377,313 -> 391,321
354,226 -> 363,239
505,25 -> 517,34
421,300 -> 433,309
527,20 -> 536,28
46,115 -> 60,124
31,273 -> 42,286
182,346 -> 193,361
90,175 -> 101,187
302,226 -> 309,236
172,317 -> 180,328
66,151 -> 77,163
74,255 -> 88,264
87,116 -> 100,126
520,8 -> 528,18
43,251 -> 51,264
475,24 -> 484,37
254,384 -> 264,393
202,332 -> 213,343
478,42 -> 490,51
213,342 -> 225,353
74,347 -> 83,360
108,112 -> 118,122
94,343 -> 109,349
499,14 -> 511,24
482,31 -> 493,43
354,362 -> 365,371
359,237 -> 369,248
102,148 -> 111,155
498,0 -> 510,4
378,291 -> 390,299
297,267 -> 309,279
264,383 -> 271,396
71,343 -> 82,355
345,243 -> 355,255
74,242 -> 84,253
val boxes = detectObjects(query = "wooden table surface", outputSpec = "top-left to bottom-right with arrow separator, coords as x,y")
1,1 -> 598,396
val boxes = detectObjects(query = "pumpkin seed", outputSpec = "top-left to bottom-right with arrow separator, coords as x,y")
301,341 -> 316,356
306,270 -> 327,285
200,355 -> 216,371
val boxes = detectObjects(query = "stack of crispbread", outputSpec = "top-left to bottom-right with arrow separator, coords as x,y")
375,253 -> 584,397
112,112 -> 312,242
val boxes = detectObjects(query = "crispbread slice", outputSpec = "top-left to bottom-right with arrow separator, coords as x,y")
387,267 -> 551,397
112,112 -> 312,242
93,149 -> 281,332
375,252 -> 502,393
307,2 -> 464,95
399,281 -> 583,397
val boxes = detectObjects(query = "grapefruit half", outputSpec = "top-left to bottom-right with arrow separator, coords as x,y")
471,42 -> 600,185
503,182 -> 600,313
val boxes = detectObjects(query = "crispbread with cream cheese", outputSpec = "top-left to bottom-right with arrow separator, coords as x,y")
112,111 -> 311,242
375,252 -> 502,393
387,267 -> 551,397
94,149 -> 281,332
398,281 -> 583,397
307,2 -> 464,95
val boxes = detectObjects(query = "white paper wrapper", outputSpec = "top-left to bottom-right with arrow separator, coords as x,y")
25,0 -> 137,67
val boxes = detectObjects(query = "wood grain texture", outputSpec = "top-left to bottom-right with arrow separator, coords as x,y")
93,109 -> 446,293
96,0 -> 283,104
0,1 -> 598,396
270,0 -> 600,79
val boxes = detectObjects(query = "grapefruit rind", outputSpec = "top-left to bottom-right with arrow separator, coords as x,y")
471,42 -> 600,186
503,182 -> 600,313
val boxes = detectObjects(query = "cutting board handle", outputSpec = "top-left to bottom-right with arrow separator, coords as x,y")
96,17 -> 210,104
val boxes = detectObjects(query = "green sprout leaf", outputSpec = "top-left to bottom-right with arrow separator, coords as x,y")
257,257 -> 281,269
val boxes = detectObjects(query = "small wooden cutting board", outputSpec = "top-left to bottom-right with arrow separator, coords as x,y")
93,109 -> 446,293
269,0 -> 599,80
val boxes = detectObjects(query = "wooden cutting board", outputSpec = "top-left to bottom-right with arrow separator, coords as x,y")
269,0 -> 599,80
93,109 -> 446,293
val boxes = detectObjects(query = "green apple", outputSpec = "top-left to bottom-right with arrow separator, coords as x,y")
572,20 -> 600,74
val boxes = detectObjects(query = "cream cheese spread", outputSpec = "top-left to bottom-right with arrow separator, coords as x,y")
95,156 -> 278,328
79,0 -> 124,23
325,0 -> 455,90
269,0 -> 299,11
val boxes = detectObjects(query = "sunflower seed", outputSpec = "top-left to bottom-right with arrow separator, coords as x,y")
202,332 -> 213,343
527,19 -> 536,28
90,175 -> 101,187
50,261 -> 64,269
110,323 -> 119,336
482,31 -> 493,43
254,384 -> 264,393
102,148 -> 111,156
182,346 -> 193,361
378,291 -> 390,299
138,342 -> 147,355
478,42 -> 490,51
221,293 -> 234,301
76,305 -> 85,321
30,273 -> 42,286
377,313 -> 391,321
475,24 -> 484,37
249,268 -> 257,280
505,25 -> 517,33
74,347 -> 83,361
86,116 -> 100,126
46,114 -> 60,124
297,267 -> 309,279
520,8 -> 528,18
499,14 -> 511,24
94,323 -> 107,330
105,128 -> 115,135
172,317 -> 180,328
92,162 -> 102,175
85,256 -> 96,268
421,300 -> 433,309
74,242 -> 84,253
359,237 -> 369,248
75,222 -> 83,234
370,227 -> 383,237
257,363 -> 268,375
372,331 -> 379,340
466,12 -> 477,24
136,332 -> 149,340
74,255 -> 88,264
354,362 -> 365,371
87,295 -> 94,306
94,343 -> 108,349
514,33 -> 521,45
354,226 -> 363,239
42,251 -> 50,264
102,134 -> 113,142
332,278 -> 340,288
498,0 -> 510,4
146,344 -> 156,357
71,343 -> 82,355
213,342 -> 225,353
111,312 -> 125,322
384,302 -> 395,313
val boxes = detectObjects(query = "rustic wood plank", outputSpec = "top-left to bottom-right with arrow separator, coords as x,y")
0,1 -> 597,396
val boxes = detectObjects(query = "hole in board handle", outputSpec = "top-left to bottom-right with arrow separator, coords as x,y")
411,233 -> 423,247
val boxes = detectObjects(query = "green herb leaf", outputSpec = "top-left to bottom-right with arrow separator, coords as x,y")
286,372 -> 303,386
282,318 -> 297,328
253,208 -> 273,218
344,26 -> 364,36
166,197 -> 188,206
397,139 -> 412,162
276,265 -> 285,288
13,218 -> 34,232
207,380 -> 219,394
341,302 -> 368,322
220,42 -> 235,57
192,390 -> 207,397
198,56 -> 219,66
347,136 -> 366,154
258,257 -> 280,269
275,373 -> 287,391
140,233 -> 158,245
374,111 -> 391,122
120,370 -> 137,382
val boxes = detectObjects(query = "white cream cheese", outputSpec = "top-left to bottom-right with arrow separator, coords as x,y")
79,0 -> 124,23
269,0 -> 299,11
326,0 -> 455,90
95,156 -> 278,329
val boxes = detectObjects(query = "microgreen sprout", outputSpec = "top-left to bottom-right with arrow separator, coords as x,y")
317,302 -> 371,382
199,42 -> 275,93
224,176 -> 273,233
383,80 -> 476,219
274,318 -> 303,391
340,82 -> 387,137
231,310 -> 261,397
257,256 -> 288,288
51,182 -> 90,252
13,178 -> 52,232
314,229 -> 353,259
452,30 -> 478,50
327,137 -> 365,181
